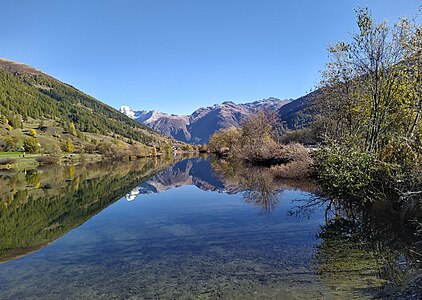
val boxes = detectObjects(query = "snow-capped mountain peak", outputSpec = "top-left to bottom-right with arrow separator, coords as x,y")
119,97 -> 292,144
119,105 -> 136,119
120,106 -> 170,124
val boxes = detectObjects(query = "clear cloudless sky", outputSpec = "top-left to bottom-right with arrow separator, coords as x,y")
1,0 -> 420,115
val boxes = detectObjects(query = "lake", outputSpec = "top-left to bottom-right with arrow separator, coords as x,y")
0,157 -> 419,299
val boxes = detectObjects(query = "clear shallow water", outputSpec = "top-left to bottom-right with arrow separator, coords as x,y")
0,158 -> 418,299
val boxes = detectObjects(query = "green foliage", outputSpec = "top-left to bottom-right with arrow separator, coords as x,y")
1,136 -> 17,151
23,138 -> 40,153
0,69 -> 155,144
280,128 -> 317,145
314,146 -> 385,202
0,161 -> 168,262
1,115 -> 8,125
315,8 -> 421,155
96,142 -> 113,156
65,138 -> 75,152
29,128 -> 37,137
209,127 -> 241,154
68,122 -> 77,136
313,8 -> 422,214
164,143 -> 172,154
8,116 -> 22,129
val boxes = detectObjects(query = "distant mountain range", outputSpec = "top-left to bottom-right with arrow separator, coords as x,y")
121,93 -> 316,144
121,97 -> 293,144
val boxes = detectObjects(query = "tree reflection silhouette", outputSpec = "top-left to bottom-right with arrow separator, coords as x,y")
210,157 -> 320,215
312,197 -> 422,297
0,158 -> 174,263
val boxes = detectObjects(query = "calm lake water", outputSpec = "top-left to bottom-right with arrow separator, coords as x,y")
0,157 -> 419,299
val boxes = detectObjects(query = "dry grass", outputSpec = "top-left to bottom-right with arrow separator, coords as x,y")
241,138 -> 284,165
271,143 -> 314,179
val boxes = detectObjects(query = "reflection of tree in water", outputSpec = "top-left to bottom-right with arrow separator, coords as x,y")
25,170 -> 41,188
210,158 -> 280,214
210,157 -> 321,215
286,195 -> 326,221
241,168 -> 280,215
312,198 -> 422,298
0,157 -> 175,263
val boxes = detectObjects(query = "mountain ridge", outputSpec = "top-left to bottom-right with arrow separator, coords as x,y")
121,97 -> 291,144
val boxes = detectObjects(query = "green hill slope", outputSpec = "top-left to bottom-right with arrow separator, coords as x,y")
0,58 -> 164,145
278,90 -> 318,130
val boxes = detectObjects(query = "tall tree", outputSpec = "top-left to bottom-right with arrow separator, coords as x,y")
315,8 -> 421,155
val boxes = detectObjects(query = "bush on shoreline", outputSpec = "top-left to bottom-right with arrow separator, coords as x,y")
270,143 -> 314,179
209,112 -> 315,178
313,146 -> 385,202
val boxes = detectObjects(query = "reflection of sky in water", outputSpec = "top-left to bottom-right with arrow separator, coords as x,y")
0,159 -> 364,299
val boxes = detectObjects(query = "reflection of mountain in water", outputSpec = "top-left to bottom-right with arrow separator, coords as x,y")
126,157 -> 318,202
0,159 -> 173,263
127,158 -> 233,200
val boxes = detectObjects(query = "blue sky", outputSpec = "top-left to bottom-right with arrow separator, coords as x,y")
1,1 -> 420,115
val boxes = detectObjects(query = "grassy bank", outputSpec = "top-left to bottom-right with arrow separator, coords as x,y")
0,152 -> 100,168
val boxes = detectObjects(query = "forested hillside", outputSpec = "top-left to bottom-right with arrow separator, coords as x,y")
0,59 -> 160,144
277,91 -> 317,129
